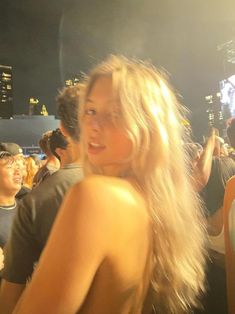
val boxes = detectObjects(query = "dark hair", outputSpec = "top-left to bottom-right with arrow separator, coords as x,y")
49,129 -> 68,161
57,85 -> 80,141
39,131 -> 52,155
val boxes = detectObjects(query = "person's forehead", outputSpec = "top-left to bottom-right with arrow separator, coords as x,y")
0,156 -> 14,167
88,77 -> 113,98
86,97 -> 119,109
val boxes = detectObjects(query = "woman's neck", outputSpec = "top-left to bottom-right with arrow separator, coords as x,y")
102,164 -> 132,177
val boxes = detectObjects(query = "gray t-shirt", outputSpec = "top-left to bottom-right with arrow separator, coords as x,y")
0,203 -> 17,248
2,164 -> 83,284
33,163 -> 59,188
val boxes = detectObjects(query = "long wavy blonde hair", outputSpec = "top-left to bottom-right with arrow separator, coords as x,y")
79,55 -> 206,313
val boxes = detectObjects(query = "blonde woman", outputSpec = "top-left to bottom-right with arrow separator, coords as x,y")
23,155 -> 41,189
14,56 -> 206,314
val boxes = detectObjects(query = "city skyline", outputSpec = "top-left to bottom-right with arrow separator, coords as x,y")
1,0 -> 235,138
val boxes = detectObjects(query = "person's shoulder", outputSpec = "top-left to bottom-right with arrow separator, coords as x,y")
59,176 -> 119,230
57,176 -> 148,243
70,175 -> 145,216
54,166 -> 83,178
72,175 -> 134,198
19,170 -> 65,204
36,166 -> 80,185
75,174 -> 121,185
50,167 -> 83,187
22,167 -> 82,202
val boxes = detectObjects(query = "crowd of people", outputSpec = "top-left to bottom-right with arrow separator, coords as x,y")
0,55 -> 234,313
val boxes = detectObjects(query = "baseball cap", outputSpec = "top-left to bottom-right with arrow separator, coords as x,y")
0,151 -> 12,159
0,143 -> 23,156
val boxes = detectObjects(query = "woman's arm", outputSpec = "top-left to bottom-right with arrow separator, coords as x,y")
192,129 -> 216,192
13,179 -> 110,314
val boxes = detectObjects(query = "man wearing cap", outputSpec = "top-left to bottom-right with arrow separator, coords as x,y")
0,151 -> 22,251
0,85 -> 83,313
0,143 -> 23,157
0,143 -> 30,200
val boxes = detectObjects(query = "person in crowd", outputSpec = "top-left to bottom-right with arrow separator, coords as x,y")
56,83 -> 81,148
0,150 -> 21,283
222,117 -> 235,314
33,131 -> 60,187
0,85 -> 83,314
202,131 -> 235,241
195,128 -> 235,314
11,56 -> 206,314
0,143 -> 29,200
187,129 -> 216,192
0,151 -> 22,250
0,143 -> 24,167
23,155 -> 41,189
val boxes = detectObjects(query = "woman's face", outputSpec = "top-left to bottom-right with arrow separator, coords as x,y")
83,76 -> 132,176
27,157 -> 40,177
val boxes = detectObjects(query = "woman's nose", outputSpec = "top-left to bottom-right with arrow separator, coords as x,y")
89,115 -> 103,130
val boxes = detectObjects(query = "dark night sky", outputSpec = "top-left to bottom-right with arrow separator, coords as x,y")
1,0 -> 235,139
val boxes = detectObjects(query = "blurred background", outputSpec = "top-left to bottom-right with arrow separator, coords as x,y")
1,0 -> 235,140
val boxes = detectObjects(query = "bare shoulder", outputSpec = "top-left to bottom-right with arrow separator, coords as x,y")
66,175 -> 147,224
72,175 -> 144,206
72,174 -> 132,189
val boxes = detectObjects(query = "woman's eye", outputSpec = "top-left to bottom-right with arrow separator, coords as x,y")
85,109 -> 96,116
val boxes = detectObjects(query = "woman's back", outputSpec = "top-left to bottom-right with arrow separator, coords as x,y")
13,175 -> 152,314
78,176 -> 152,314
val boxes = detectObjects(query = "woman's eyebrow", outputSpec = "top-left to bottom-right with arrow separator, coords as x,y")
86,98 -> 94,104
86,98 -> 118,106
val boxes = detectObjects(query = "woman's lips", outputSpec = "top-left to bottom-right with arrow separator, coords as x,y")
87,142 -> 105,154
